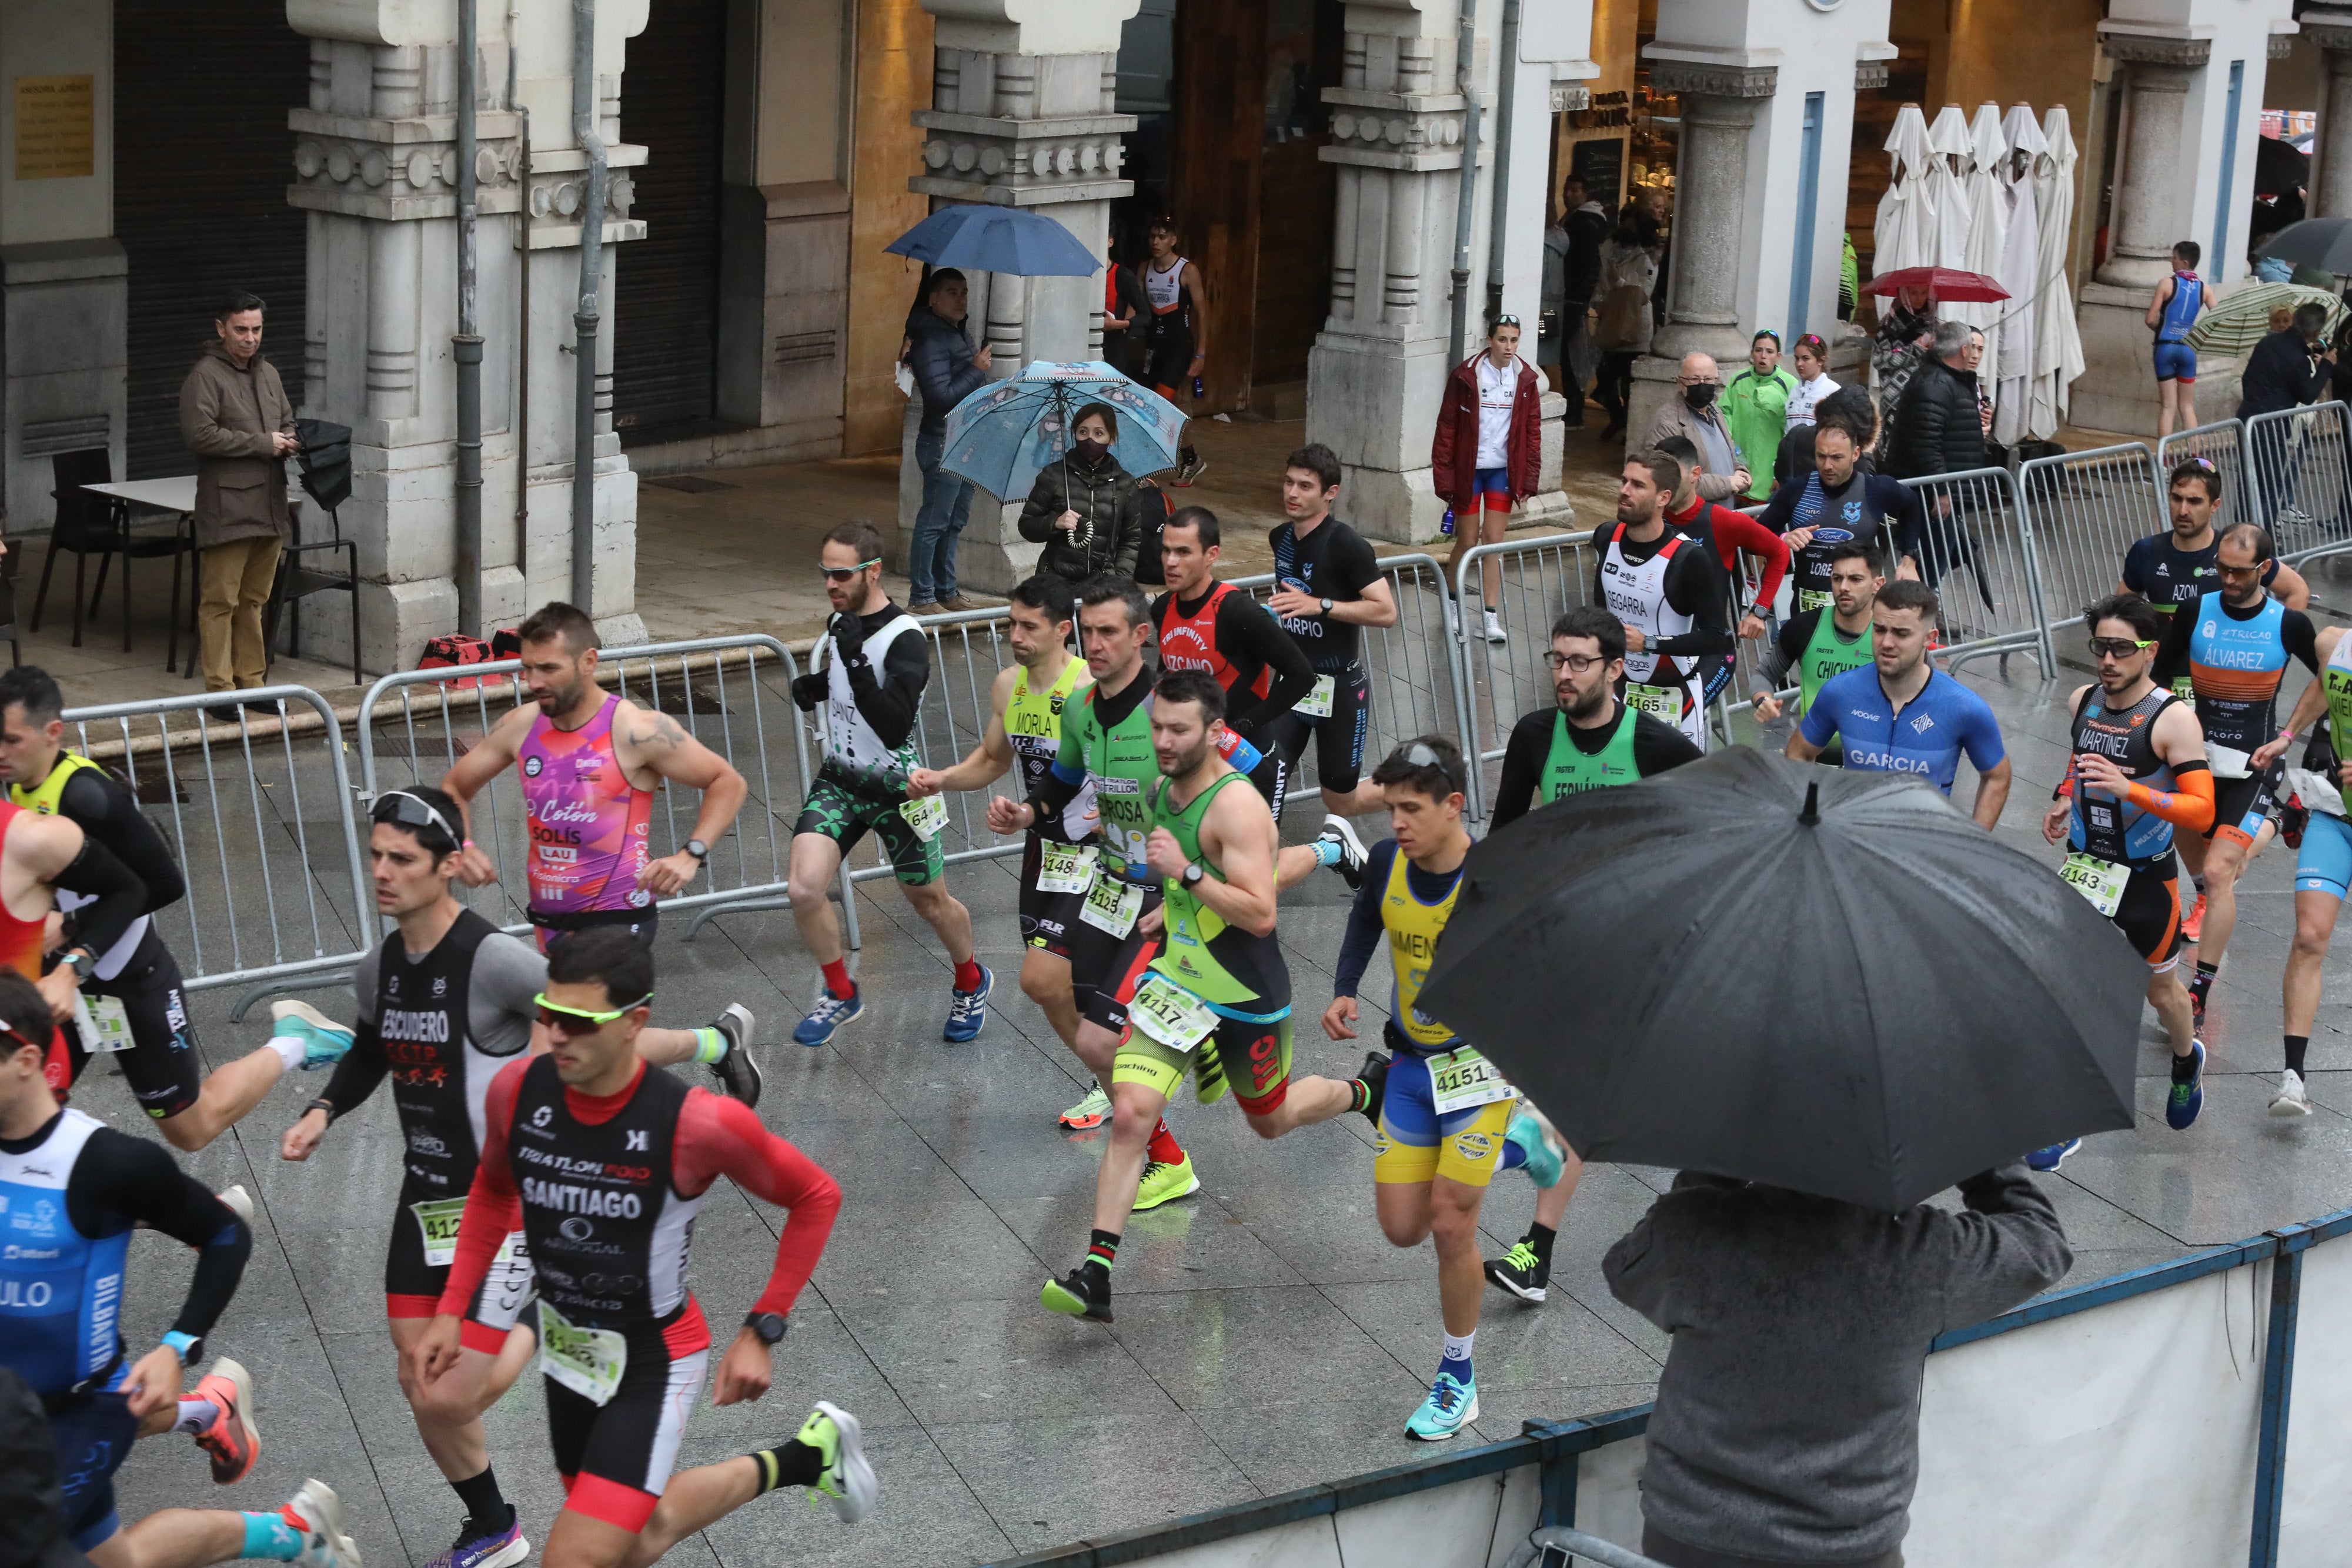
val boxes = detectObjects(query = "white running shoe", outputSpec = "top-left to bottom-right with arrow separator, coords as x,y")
1482,608 -> 1506,645
283,1480 -> 362,1568
216,1185 -> 255,1225
2271,1068 -> 2314,1117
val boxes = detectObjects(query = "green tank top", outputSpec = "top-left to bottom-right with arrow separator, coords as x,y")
1541,708 -> 1641,798
2324,636 -> 2352,816
1146,772 -> 1291,1014
1798,612 -> 1875,731
1067,680 -> 1160,882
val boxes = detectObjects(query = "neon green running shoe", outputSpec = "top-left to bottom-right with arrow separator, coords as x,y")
1132,1154 -> 1200,1212
793,1401 -> 876,1523
1484,1238 -> 1548,1303
1060,1082 -> 1112,1129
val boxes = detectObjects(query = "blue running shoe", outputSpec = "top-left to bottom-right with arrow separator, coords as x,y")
1504,1111 -> 1563,1188
943,964 -> 993,1042
2166,1039 -> 2206,1131
2026,1138 -> 2082,1173
423,1512 -> 527,1568
268,1001 -> 356,1069
1404,1371 -> 1479,1440
794,987 -> 864,1047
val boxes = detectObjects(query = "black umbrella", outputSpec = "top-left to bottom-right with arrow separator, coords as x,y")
2256,218 -> 2352,275
293,417 -> 351,513
2256,134 -> 2310,199
1418,749 -> 2147,1211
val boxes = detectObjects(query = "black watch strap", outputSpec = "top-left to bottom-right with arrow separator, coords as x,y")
744,1310 -> 787,1346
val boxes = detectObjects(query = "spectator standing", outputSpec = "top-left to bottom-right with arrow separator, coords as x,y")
1871,283 -> 1938,460
2144,239 -> 2206,439
1723,330 -> 1797,502
1434,317 -> 1543,643
1591,220 -> 1659,440
1604,1165 -> 2070,1568
1015,402 -> 1145,583
1783,333 -> 1840,433
1886,319 -> 1988,482
2237,300 -> 2334,419
179,290 -> 296,703
906,268 -> 994,614
1647,353 -> 1750,503
1554,177 -> 1610,427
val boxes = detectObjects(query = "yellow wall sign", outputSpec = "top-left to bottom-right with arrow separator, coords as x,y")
15,76 -> 96,181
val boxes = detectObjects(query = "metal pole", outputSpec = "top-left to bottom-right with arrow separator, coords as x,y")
454,0 -> 484,635
510,0 -> 530,585
1446,0 -> 1484,369
1482,0 -> 1520,330
570,0 -> 607,614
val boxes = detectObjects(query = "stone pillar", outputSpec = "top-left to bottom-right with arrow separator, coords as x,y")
899,1 -> 1137,595
2307,8 -> 2352,218
284,0 -> 650,671
2095,39 -> 2209,291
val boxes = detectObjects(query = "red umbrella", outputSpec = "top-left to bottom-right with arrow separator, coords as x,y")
1860,266 -> 2010,303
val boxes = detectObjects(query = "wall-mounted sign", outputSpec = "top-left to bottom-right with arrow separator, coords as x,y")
14,75 -> 96,180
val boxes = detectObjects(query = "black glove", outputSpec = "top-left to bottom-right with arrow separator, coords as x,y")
830,610 -> 866,664
790,671 -> 826,712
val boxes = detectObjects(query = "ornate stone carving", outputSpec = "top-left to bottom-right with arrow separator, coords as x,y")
1856,62 -> 1890,89
2099,32 -> 2213,69
1645,61 -> 1779,99
912,109 -> 1137,204
1548,85 -> 1591,113
287,108 -> 524,220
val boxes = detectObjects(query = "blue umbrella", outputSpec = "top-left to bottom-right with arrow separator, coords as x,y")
885,206 -> 1100,278
941,362 -> 1185,501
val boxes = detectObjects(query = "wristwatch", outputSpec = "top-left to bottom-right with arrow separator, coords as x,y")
63,948 -> 95,982
161,1330 -> 203,1365
1319,597 -> 1334,617
743,1310 -> 788,1346
1181,861 -> 1206,887
684,838 -> 710,862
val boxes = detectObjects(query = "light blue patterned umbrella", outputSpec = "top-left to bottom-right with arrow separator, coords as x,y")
940,361 -> 1185,502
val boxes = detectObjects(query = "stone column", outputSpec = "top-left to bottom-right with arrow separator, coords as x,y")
899,1 -> 1136,595
2094,38 -> 2209,290
284,0 -> 649,671
2307,8 -> 2352,218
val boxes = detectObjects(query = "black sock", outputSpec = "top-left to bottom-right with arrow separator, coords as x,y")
2192,960 -> 2219,992
1181,445 -> 1198,466
1083,1228 -> 1121,1281
2287,1035 -> 2310,1075
1526,1222 -> 1558,1267
450,1469 -> 510,1533
751,1441 -> 824,1494
2172,1048 -> 2201,1084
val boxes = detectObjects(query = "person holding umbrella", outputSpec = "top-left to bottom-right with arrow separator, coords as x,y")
2042,593 -> 2216,1151
2144,239 -> 2207,439
1015,402 -> 1145,583
905,269 -> 993,615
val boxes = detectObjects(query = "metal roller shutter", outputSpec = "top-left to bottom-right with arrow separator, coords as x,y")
612,0 -> 726,442
116,0 -> 312,478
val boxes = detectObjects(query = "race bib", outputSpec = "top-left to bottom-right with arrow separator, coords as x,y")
1798,588 -> 1833,614
1036,841 -> 1096,895
75,993 -> 133,1054
538,1300 -> 627,1407
411,1197 -> 469,1268
1428,1046 -> 1516,1115
1129,972 -> 1218,1052
2059,852 -> 2129,918
1294,674 -> 1336,719
898,793 -> 948,842
1080,875 -> 1145,937
1625,682 -> 1685,720
2172,675 -> 2196,703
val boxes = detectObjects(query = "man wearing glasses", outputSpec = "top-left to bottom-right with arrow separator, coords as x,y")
2039,594 -> 2215,1161
785,520 -> 989,1047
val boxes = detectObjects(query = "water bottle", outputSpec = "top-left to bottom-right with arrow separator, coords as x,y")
1192,374 -> 1204,398
1439,507 -> 1456,537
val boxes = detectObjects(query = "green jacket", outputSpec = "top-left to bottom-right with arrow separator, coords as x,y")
1724,365 -> 1797,502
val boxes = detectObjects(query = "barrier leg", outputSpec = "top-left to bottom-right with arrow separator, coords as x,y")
838,862 -> 863,952
1539,1442 -> 1577,1529
684,895 -> 794,941
228,969 -> 360,1023
2249,1247 -> 2305,1568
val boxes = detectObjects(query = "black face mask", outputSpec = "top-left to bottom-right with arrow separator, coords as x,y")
1074,437 -> 1109,463
1682,382 -> 1718,412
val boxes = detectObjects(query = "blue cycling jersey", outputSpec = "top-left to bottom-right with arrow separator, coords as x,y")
1,1109 -> 130,1398
1799,666 -> 2007,797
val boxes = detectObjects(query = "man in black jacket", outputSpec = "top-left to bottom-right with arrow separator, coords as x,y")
906,269 -> 994,613
2237,303 -> 2335,420
1885,319 -> 1986,482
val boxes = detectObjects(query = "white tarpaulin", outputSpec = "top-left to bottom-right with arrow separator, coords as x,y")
1925,105 -> 1975,271
2031,104 -> 2087,438
1947,103 -> 2010,373
1875,104 -> 1937,277
1994,103 -> 2049,444
2282,1232 -> 2352,1564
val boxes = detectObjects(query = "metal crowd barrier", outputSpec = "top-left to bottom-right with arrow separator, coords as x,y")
2016,441 -> 2164,647
1898,466 -> 2054,675
2156,417 -> 2253,533
2248,400 -> 2352,566
1450,535 -> 1601,819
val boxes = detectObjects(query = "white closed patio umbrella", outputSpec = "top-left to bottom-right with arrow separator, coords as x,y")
1874,105 -> 1937,278
1993,103 -> 2049,444
1949,103 -> 2011,377
1925,105 -> 1976,271
2030,105 -> 2087,439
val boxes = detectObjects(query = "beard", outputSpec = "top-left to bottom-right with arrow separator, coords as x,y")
1561,681 -> 1612,722
1158,737 -> 1212,778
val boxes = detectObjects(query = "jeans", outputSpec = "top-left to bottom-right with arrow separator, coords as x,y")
911,427 -> 974,603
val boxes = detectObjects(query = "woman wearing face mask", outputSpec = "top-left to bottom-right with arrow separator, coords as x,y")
1015,402 -> 1147,584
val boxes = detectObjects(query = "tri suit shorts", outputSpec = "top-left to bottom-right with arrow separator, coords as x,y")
794,762 -> 944,885
2206,761 -> 2283,848
1373,1035 -> 1514,1188
1017,833 -> 1084,958
2294,810 -> 2352,901
1145,322 -> 1196,396
1114,998 -> 1295,1115
48,1385 -> 142,1550
1065,877 -> 1162,1035
542,1302 -> 711,1532
2110,858 -> 2187,972
2153,340 -> 2197,383
1260,660 -> 1373,795
385,1184 -> 536,1352
532,905 -> 659,955
51,935 -> 202,1121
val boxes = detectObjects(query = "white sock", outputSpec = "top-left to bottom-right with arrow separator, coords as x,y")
1440,1329 -> 1475,1369
172,1395 -> 218,1435
265,1035 -> 305,1071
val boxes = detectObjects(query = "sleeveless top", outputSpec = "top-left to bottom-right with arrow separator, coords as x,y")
0,1109 -> 127,1396
1157,583 -> 1276,703
1006,660 -> 1095,840
1145,256 -> 1190,317
519,694 -> 654,917
1601,523 -> 1703,745
1146,773 -> 1290,1017
1381,847 -> 1462,1052
820,613 -> 924,787
2156,272 -> 2204,343
374,910 -> 520,1205
1541,707 -> 1641,798
2068,687 -> 2181,868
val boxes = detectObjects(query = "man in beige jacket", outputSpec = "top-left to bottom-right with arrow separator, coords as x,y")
178,291 -> 296,697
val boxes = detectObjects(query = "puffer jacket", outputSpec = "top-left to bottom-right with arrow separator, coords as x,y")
1886,356 -> 1987,481
1016,450 -> 1143,581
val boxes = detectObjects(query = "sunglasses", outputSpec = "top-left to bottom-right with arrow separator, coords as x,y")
2086,637 -> 2156,659
820,558 -> 881,583
1753,330 -> 1782,346
1494,315 -> 1522,330
373,790 -> 460,844
534,991 -> 654,1036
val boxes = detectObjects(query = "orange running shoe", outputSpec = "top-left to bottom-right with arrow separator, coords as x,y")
2181,891 -> 2207,945
191,1358 -> 260,1484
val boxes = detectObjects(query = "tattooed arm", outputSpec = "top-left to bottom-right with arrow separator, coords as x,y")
614,698 -> 751,895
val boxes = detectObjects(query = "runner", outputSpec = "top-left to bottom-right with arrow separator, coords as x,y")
2270,619 -> 2352,1116
783,521 -> 990,1047
2149,521 -> 2320,1021
1750,541 -> 1884,764
2144,240 -> 2206,440
906,576 -> 1102,1125
1324,737 -> 1563,1438
1787,581 -> 2012,830
1480,608 -> 1700,1303
1590,450 -> 1735,751
992,576 -> 1211,1209
0,666 -> 347,1147
2038,594 -> 2214,1161
1037,670 -> 1384,1325
1141,215 -> 1211,486
0,967 -> 365,1568
1755,409 -> 1924,613
278,785 -> 558,1568
1651,434 -> 1790,648
440,602 -> 761,1102
416,927 -> 873,1568
2119,460 -> 2307,645
1259,444 -> 1398,838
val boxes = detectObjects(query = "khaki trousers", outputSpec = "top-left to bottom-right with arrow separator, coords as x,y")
198,536 -> 282,692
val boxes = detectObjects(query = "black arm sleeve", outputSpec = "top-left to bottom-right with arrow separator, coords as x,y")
1632,712 -> 1707,775
1332,841 -> 1398,997
59,773 -> 184,914
844,629 -> 928,751
1490,708 -> 1557,833
67,1129 -> 250,1342
1757,610 -> 1814,692
1652,547 -> 1735,658
1220,594 -> 1317,735
1756,481 -> 1802,536
316,1022 -> 389,1119
51,836 -> 147,961
2151,604 -> 2196,688
2286,609 -> 2321,674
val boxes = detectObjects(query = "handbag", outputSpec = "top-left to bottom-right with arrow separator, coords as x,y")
1594,284 -> 1648,352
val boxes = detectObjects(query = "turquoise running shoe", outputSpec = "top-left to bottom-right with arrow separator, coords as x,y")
268,1001 -> 356,1069
1404,1371 -> 1478,1440
1505,1111 -> 1563,1188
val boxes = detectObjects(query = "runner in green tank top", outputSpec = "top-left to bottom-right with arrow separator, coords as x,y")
1490,606 -> 1705,831
1040,668 -> 1384,1325
1752,539 -> 1882,760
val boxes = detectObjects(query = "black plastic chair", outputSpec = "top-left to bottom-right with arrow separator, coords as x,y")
35,449 -> 193,659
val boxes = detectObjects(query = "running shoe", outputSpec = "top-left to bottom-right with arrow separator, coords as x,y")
1041,1266 -> 1113,1322
943,965 -> 993,1042
1504,1111 -> 1563,1188
191,1358 -> 259,1484
1194,1035 -> 1228,1104
1318,815 -> 1369,890
793,987 -> 864,1047
2026,1138 -> 2082,1173
1404,1372 -> 1479,1440
1133,1155 -> 1200,1211
268,1001 -> 356,1069
1481,609 -> 1507,646
1175,454 -> 1209,487
1484,1238 -> 1549,1303
798,1402 -> 877,1525
422,1513 -> 527,1568
707,1004 -> 761,1108
216,1185 -> 255,1225
1060,1082 -> 1112,1129
2271,1068 -> 2314,1118
282,1480 -> 362,1568
2181,892 -> 2207,945
1355,1050 -> 1391,1126
2166,1039 -> 2207,1131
